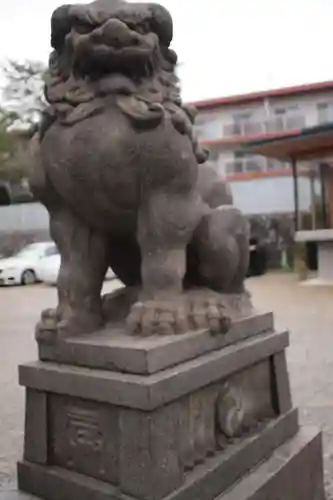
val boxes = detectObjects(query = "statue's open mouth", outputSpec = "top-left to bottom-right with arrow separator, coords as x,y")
50,1 -> 174,76
71,17 -> 159,74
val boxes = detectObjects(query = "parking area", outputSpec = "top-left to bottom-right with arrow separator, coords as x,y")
1,273 -> 333,496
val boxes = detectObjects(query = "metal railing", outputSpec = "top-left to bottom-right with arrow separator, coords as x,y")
222,114 -> 306,138
194,113 -> 307,141
222,158 -> 290,175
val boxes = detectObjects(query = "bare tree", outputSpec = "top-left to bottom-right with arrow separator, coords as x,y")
0,60 -> 46,185
1,59 -> 47,128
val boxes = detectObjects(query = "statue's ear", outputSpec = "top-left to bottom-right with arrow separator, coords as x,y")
146,4 -> 173,47
51,4 -> 72,50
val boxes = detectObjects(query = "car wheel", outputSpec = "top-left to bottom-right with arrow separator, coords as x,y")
21,269 -> 37,286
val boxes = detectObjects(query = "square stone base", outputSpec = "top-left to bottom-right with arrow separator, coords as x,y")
17,313 -> 326,500
17,425 -> 325,500
220,426 -> 326,500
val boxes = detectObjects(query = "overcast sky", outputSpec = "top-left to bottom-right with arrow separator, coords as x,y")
1,0 -> 333,102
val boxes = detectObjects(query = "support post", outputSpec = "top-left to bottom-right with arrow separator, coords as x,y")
319,163 -> 329,229
291,157 -> 299,231
309,171 -> 317,230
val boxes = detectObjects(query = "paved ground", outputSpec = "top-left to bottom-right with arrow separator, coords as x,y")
1,273 -> 333,498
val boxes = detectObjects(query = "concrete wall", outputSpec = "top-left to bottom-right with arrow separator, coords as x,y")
0,176 -> 311,234
229,176 -> 311,215
0,203 -> 49,233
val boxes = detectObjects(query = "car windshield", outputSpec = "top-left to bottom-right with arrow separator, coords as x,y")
15,245 -> 48,259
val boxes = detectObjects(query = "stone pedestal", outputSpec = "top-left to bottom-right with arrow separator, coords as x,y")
17,312 -> 326,500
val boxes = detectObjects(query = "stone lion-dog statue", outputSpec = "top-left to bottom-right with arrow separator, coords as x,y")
31,0 -> 251,339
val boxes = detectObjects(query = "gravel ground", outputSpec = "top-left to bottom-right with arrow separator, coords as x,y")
1,272 -> 333,498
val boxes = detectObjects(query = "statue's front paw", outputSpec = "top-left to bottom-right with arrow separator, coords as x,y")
35,308 -> 59,342
35,308 -> 104,341
56,314 -> 103,339
189,298 -> 231,335
127,299 -> 188,336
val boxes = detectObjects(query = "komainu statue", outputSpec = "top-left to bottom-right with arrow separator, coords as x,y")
31,0 -> 252,338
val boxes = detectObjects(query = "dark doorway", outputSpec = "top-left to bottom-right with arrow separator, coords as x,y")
0,184 -> 11,205
305,241 -> 318,271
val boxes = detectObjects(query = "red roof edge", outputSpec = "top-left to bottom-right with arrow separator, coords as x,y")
189,81 -> 333,110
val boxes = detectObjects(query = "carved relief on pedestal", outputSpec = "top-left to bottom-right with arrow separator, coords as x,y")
178,387 -> 218,471
176,360 -> 276,473
216,382 -> 246,439
49,395 -> 119,484
215,360 -> 277,446
67,407 -> 103,452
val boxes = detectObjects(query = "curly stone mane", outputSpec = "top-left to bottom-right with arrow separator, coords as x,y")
39,0 -> 208,163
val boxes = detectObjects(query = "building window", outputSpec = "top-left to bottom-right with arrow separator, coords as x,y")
225,158 -> 244,175
317,102 -> 333,124
231,161 -> 244,174
222,112 -> 256,136
225,152 -> 264,174
194,115 -> 222,141
206,148 -> 218,162
233,112 -> 253,121
266,159 -> 288,171
273,104 -> 299,116
245,159 -> 262,172
266,105 -> 303,132
232,112 -> 253,129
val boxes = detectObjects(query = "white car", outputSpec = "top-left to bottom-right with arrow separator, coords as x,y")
36,253 -> 61,286
36,253 -> 116,286
0,242 -> 58,286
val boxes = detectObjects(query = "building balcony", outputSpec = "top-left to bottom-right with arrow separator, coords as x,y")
222,114 -> 306,138
219,157 -> 313,178
194,113 -> 307,143
221,157 -> 291,177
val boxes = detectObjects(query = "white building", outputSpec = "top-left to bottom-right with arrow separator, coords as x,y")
190,81 -> 333,216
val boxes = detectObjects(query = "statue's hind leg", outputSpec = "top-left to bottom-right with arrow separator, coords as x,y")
183,206 -> 250,335
193,206 -> 250,293
36,205 -> 109,340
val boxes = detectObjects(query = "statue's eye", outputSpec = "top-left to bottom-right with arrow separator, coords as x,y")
74,22 -> 92,35
136,23 -> 148,35
126,22 -> 136,31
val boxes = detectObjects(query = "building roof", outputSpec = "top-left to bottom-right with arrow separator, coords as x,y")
245,123 -> 333,161
190,81 -> 333,110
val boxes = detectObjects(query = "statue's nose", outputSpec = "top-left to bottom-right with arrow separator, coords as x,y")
91,18 -> 138,47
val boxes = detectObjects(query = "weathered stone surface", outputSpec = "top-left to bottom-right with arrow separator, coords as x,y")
19,330 -> 289,410
165,410 -> 299,500
218,427 -> 326,500
31,0 -> 252,340
119,403 -> 183,500
17,410 -> 299,500
38,311 -> 274,374
18,310 -> 327,500
23,390 -> 47,465
216,359 -> 275,439
271,350 -> 293,414
48,395 -> 119,484
18,307 -> 308,500
17,462 -> 131,500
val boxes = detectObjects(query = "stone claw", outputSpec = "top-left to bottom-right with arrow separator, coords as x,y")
35,307 -> 104,341
126,299 -> 188,337
35,308 -> 59,342
189,298 -> 231,335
